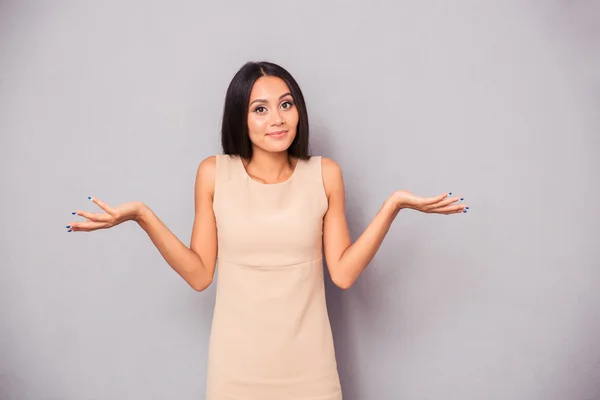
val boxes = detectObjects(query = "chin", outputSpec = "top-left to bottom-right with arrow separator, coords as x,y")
265,143 -> 293,153
262,136 -> 296,152
250,133 -> 296,154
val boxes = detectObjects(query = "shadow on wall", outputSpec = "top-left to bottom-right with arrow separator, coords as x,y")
312,122 -> 407,400
312,123 -> 357,398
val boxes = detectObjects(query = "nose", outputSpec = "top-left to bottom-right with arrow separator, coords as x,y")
270,109 -> 285,126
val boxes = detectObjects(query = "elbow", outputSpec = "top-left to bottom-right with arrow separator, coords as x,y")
331,273 -> 354,290
188,256 -> 215,292
188,266 -> 214,292
190,277 -> 213,292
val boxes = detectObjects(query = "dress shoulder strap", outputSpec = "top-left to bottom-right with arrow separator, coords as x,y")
215,154 -> 242,184
296,155 -> 323,185
294,156 -> 327,206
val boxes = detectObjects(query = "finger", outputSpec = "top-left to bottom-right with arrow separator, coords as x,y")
72,210 -> 113,222
423,193 -> 450,205
423,195 -> 463,212
67,221 -> 109,232
439,196 -> 464,207
424,192 -> 460,206
428,203 -> 469,214
89,197 -> 116,216
429,193 -> 464,208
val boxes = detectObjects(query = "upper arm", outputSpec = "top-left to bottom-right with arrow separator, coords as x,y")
190,155 -> 218,286
322,157 -> 351,283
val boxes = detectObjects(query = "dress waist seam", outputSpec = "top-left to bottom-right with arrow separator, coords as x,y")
217,256 -> 323,269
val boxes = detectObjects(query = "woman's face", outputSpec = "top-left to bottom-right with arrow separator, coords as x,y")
247,76 -> 299,155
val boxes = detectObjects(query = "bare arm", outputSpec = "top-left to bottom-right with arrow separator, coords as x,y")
70,156 -> 218,292
321,157 -> 468,290
136,156 -> 218,291
321,157 -> 399,289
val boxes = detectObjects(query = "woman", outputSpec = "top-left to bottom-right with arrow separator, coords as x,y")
66,61 -> 469,399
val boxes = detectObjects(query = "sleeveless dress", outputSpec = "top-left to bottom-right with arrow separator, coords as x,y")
207,154 -> 343,400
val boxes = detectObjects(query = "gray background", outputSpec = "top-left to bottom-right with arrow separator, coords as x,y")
1,0 -> 599,399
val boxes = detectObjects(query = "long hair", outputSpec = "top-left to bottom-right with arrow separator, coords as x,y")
221,61 -> 310,160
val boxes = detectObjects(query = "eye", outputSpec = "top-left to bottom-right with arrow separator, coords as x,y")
253,100 -> 294,114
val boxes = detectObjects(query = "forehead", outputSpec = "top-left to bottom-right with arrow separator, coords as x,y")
249,76 -> 291,99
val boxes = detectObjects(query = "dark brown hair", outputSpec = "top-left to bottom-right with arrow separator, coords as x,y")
221,61 -> 310,160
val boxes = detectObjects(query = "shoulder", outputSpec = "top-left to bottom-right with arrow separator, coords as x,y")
321,157 -> 342,180
320,156 -> 340,172
195,155 -> 217,196
197,155 -> 217,176
319,157 -> 344,199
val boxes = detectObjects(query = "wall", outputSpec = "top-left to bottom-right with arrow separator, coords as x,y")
1,1 -> 599,399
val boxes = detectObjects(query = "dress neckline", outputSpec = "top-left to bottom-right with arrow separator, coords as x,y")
238,156 -> 300,186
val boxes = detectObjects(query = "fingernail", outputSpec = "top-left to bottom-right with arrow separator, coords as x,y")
463,210 -> 468,213
465,207 -> 469,209
447,192 -> 452,197
66,225 -> 71,228
67,230 -> 72,232
460,198 -> 464,201
71,212 -> 77,215
88,196 -> 92,200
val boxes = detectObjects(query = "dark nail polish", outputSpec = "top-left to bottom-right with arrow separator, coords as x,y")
88,196 -> 92,200
68,230 -> 72,232
463,210 -> 467,213
460,198 -> 464,201
66,226 -> 71,228
465,207 -> 469,209
71,212 -> 76,215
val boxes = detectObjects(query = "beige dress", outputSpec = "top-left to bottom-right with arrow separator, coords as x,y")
206,154 -> 343,400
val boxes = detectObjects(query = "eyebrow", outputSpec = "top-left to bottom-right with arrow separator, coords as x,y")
250,92 -> 293,106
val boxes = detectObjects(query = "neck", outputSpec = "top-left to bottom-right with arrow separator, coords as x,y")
244,148 -> 295,183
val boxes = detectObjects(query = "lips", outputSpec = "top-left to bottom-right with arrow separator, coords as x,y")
267,130 -> 288,139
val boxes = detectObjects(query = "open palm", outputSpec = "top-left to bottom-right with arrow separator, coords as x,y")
66,197 -> 143,232
392,191 -> 469,215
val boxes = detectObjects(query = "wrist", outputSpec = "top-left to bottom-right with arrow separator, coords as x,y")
384,195 -> 403,214
134,202 -> 150,224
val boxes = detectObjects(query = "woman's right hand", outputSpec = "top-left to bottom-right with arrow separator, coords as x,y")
66,197 -> 144,232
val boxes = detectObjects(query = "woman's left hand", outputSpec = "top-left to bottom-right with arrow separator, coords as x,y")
389,191 -> 469,215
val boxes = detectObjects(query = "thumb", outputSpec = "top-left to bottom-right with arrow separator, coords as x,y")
90,196 -> 117,216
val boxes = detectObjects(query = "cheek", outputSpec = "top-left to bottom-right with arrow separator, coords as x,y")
247,115 -> 267,133
290,109 -> 300,125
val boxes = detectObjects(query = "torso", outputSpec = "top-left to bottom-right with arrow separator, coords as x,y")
205,154 -> 342,400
